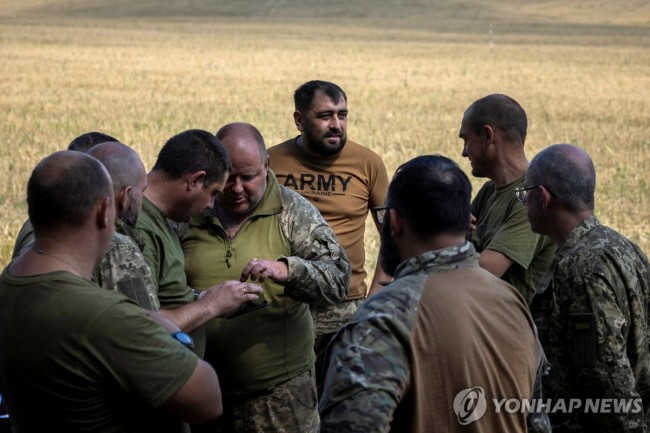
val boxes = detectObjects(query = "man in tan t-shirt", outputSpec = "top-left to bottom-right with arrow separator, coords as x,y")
268,80 -> 390,396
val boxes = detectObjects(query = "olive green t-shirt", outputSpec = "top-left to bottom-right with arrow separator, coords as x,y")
0,268 -> 197,433
471,177 -> 556,304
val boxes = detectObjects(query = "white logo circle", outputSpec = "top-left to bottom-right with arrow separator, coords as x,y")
453,386 -> 487,425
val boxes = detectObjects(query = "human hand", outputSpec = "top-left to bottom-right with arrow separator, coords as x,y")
199,280 -> 264,318
240,258 -> 289,284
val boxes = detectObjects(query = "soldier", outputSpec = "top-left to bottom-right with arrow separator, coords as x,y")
136,129 -> 264,358
459,93 -> 556,303
524,144 -> 650,432
269,80 -> 390,395
13,139 -> 158,311
12,131 -> 119,259
0,150 -> 222,432
182,122 -> 350,432
320,155 -> 542,433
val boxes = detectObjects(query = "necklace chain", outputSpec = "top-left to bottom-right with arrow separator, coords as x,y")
35,248 -> 85,278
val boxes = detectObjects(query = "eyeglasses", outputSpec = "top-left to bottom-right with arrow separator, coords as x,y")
514,185 -> 556,203
371,205 -> 389,225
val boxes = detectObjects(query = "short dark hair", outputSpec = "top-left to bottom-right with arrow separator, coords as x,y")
27,151 -> 112,231
528,144 -> 595,212
152,129 -> 231,186
388,155 -> 472,237
465,94 -> 527,144
294,80 -> 347,113
67,132 -> 119,153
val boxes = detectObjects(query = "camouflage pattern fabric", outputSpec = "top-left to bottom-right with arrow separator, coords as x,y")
193,367 -> 318,433
531,215 -> 650,433
92,219 -> 159,311
320,242 -> 533,432
311,300 -> 362,398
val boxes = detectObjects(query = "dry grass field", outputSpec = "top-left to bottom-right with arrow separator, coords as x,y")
1,0 -> 649,278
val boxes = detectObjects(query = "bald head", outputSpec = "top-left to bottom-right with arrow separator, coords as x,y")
528,144 -> 596,212
87,142 -> 147,227
27,150 -> 113,232
215,123 -> 267,162
87,142 -> 146,193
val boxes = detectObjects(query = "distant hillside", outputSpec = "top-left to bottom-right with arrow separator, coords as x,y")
0,0 -> 648,26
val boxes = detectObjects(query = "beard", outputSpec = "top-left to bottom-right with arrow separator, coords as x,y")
304,127 -> 347,157
120,194 -> 139,228
379,212 -> 403,277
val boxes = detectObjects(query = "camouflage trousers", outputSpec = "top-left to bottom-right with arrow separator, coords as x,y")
192,367 -> 318,433
311,299 -> 363,399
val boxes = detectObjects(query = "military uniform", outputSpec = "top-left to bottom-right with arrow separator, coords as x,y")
92,218 -> 159,311
182,172 -> 350,433
531,215 -> 650,432
320,242 -> 542,433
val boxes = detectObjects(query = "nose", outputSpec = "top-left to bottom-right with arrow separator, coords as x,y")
329,116 -> 341,131
462,144 -> 468,158
207,196 -> 216,209
230,179 -> 244,194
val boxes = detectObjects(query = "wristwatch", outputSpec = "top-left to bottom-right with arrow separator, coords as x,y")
170,332 -> 194,350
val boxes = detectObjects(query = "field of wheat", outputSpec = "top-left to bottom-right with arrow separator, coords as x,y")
1,3 -> 649,277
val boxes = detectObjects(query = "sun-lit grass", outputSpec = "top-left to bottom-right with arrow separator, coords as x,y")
1,5 -> 649,277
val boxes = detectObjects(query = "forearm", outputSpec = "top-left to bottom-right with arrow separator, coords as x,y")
158,300 -> 217,333
283,255 -> 350,305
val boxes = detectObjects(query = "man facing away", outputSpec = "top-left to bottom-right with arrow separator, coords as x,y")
459,93 -> 556,304
524,144 -> 650,432
12,138 -> 159,311
136,129 -> 263,357
268,80 -> 390,395
320,155 -> 542,433
0,150 -> 222,432
181,122 -> 350,432
12,131 -> 119,259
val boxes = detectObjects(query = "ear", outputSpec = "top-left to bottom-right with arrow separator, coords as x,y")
95,196 -> 113,230
293,111 -> 305,132
186,171 -> 207,191
389,208 -> 403,237
116,186 -> 131,214
483,124 -> 495,144
539,185 -> 553,211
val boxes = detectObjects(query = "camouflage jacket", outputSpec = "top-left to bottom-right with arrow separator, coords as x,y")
92,219 -> 160,311
531,215 -> 650,433
319,242 -> 548,433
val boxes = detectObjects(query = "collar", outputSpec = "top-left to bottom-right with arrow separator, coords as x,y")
115,218 -> 146,252
393,241 -> 480,279
194,171 -> 283,229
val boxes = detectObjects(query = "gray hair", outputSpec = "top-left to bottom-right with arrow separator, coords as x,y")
528,144 -> 595,212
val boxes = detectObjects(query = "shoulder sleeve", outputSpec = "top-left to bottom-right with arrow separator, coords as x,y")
319,287 -> 418,433
84,301 -> 198,408
485,199 -> 546,268
95,235 -> 160,311
278,187 -> 351,306
135,224 -> 163,293
552,272 -> 646,431
366,151 -> 389,209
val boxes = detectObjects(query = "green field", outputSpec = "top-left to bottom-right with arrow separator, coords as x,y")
1,0 -> 649,275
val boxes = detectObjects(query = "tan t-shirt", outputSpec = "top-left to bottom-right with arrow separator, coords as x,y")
269,137 -> 389,299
